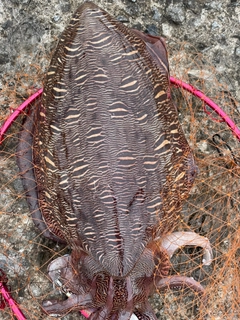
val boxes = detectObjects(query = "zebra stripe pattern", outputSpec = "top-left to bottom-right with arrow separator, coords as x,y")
33,2 -> 196,278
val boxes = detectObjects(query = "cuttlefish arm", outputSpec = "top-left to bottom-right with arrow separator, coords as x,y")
154,231 -> 213,294
157,275 -> 205,294
160,231 -> 213,266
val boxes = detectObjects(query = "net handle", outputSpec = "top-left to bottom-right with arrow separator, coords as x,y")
0,269 -> 26,320
170,77 -> 240,141
0,88 -> 43,143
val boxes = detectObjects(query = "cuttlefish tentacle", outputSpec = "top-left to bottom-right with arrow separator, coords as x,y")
47,255 -> 73,285
44,231 -> 213,316
47,254 -> 86,298
157,275 -> 205,294
159,231 -> 213,265
43,254 -> 93,315
42,293 -> 93,316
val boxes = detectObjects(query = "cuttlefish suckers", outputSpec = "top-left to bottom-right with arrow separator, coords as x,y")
17,2 -> 210,319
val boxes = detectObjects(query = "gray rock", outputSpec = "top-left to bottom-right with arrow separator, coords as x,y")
145,23 -> 159,36
0,53 -> 9,64
166,3 -> 186,24
117,15 -> 129,22
211,21 -> 220,29
1,19 -> 13,30
235,46 -> 240,58
152,6 -> 162,22
183,0 -> 203,14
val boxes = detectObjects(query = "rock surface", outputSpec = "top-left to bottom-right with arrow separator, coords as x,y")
0,1 -> 239,320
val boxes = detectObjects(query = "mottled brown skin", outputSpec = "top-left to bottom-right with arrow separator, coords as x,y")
17,2 -> 212,319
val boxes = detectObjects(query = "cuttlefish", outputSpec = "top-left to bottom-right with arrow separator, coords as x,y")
17,2 -> 212,319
